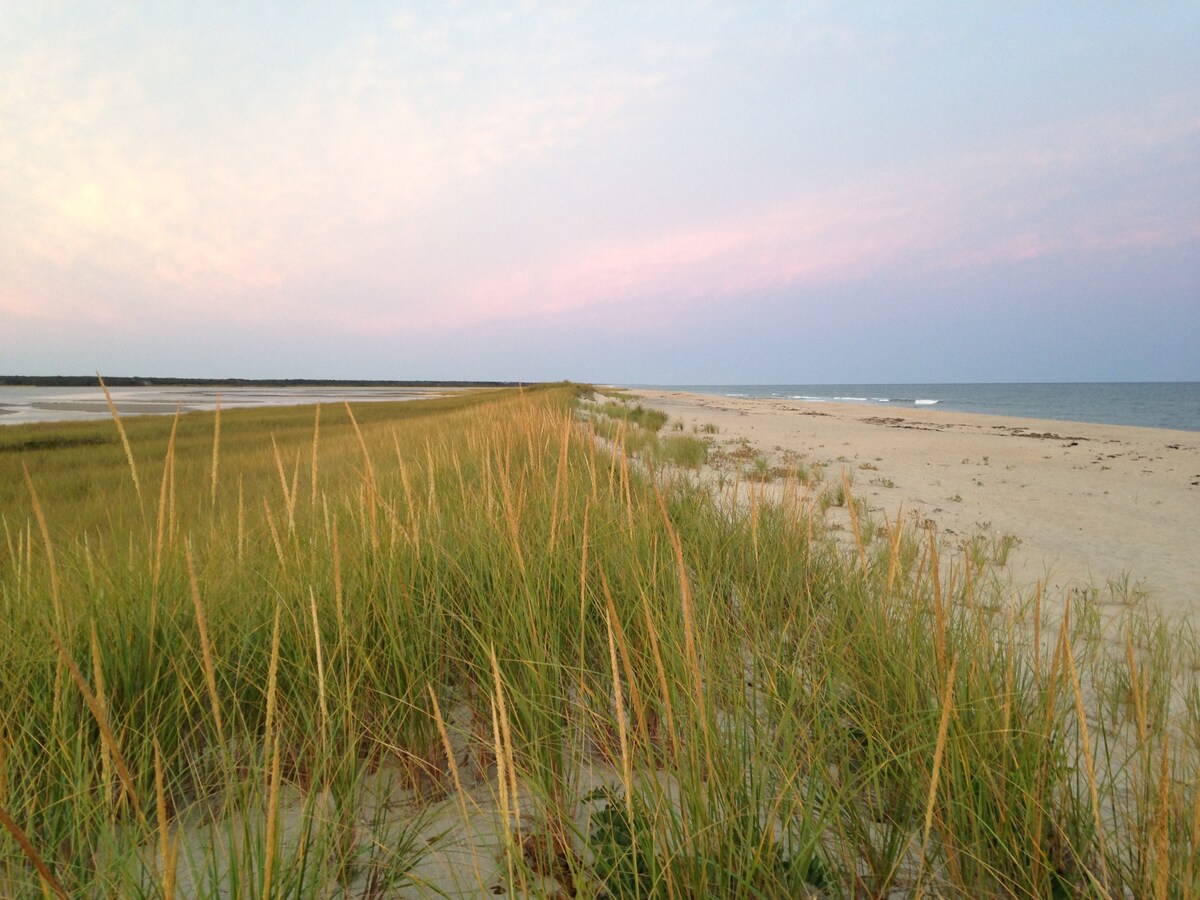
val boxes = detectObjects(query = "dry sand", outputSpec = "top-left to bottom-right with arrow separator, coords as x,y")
629,388 -> 1200,622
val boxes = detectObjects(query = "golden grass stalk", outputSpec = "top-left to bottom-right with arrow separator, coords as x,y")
21,465 -> 61,625
97,372 -> 142,502
271,438 -> 295,534
585,423 -> 598,499
449,445 -> 466,509
547,415 -> 571,555
343,400 -> 376,487
310,588 -> 329,740
1001,607 -> 1015,803
153,406 -> 181,587
620,444 -> 635,538
1155,734 -> 1170,900
654,483 -> 714,777
606,423 -> 621,489
289,448 -> 301,531
929,528 -> 947,677
577,502 -> 592,711
1125,628 -> 1148,748
601,573 -> 647,747
885,505 -> 904,594
843,472 -> 866,572
47,626 -> 144,824
396,453 -> 420,554
1030,602 -> 1070,888
499,459 -> 527,579
1187,759 -> 1200,900
210,393 -> 221,506
262,499 -> 286,570
605,604 -> 635,826
264,605 -> 282,756
186,545 -> 225,748
262,733 -> 281,899
1033,580 -> 1044,680
168,455 -> 178,553
1064,615 -> 1111,893
640,588 -> 679,760
333,520 -> 344,637
425,439 -> 439,520
489,645 -> 520,826
90,622 -> 113,813
914,654 -> 958,896
491,693 -> 511,848
750,478 -> 762,560
153,739 -> 177,900
310,402 -> 321,508
0,802 -> 68,898
0,721 -> 7,807
428,685 -> 488,889
238,480 -> 248,564
346,401 -> 382,542
50,654 -> 63,742
428,687 -> 468,807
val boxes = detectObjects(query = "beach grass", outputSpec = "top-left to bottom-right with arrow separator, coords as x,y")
0,384 -> 1197,897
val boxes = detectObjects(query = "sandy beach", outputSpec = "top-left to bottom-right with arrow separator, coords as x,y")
629,388 -> 1200,623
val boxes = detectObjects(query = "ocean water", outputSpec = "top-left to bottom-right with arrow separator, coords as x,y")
633,383 -> 1200,433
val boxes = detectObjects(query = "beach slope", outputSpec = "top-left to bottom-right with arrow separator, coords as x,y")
631,388 -> 1200,620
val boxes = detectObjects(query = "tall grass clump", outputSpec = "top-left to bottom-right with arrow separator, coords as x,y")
0,382 -> 1197,896
593,399 -> 669,433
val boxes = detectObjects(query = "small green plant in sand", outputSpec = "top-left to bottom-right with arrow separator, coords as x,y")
1107,570 -> 1149,605
992,531 -> 1021,566
829,474 -> 852,507
963,531 -> 1022,569
745,454 -> 773,482
657,434 -> 708,469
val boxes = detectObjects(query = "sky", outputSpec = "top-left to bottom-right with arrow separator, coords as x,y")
2,3 -> 1198,383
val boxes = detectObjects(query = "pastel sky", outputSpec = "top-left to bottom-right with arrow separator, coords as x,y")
2,3 -> 1198,383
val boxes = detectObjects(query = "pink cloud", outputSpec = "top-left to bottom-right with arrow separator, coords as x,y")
0,289 -> 61,321
411,103 -> 1199,330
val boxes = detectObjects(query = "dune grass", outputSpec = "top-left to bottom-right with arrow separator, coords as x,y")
0,384 -> 1197,897
586,406 -> 707,471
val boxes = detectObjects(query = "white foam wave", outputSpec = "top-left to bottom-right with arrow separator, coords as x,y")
914,399 -> 939,406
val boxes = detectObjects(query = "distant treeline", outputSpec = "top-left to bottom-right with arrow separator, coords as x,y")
0,376 -> 524,388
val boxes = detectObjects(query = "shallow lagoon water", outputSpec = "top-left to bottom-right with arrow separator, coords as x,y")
0,385 -> 454,427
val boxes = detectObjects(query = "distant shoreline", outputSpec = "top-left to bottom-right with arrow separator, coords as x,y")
0,376 -> 525,388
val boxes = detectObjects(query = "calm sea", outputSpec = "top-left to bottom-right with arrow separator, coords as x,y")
632,383 -> 1200,433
